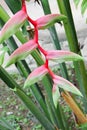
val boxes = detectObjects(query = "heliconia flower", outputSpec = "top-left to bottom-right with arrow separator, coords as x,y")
5,40 -> 38,67
0,9 -> 27,43
52,84 -> 60,108
46,50 -> 83,63
24,65 -> 49,88
53,74 -> 82,97
36,14 -> 67,30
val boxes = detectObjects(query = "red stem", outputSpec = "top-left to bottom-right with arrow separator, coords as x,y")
34,27 -> 38,43
48,67 -> 55,78
21,1 -> 37,27
27,16 -> 37,27
22,0 -> 25,4
38,44 -> 47,56
21,0 -> 55,80
21,0 -> 26,12
44,60 -> 55,78
45,59 -> 48,68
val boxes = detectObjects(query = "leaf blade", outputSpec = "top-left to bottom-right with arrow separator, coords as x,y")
81,0 -> 87,14
74,0 -> 80,7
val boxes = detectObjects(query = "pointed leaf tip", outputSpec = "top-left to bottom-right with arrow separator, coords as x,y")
46,50 -> 83,63
24,65 -> 48,88
5,40 -> 38,67
53,75 -> 83,97
0,10 -> 27,43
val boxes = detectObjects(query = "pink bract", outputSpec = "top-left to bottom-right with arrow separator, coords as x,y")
6,40 -> 38,67
0,10 -> 27,43
46,50 -> 83,62
24,65 -> 49,87
36,14 -> 60,29
53,74 -> 82,96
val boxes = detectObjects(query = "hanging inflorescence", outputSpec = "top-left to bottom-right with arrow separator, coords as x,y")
0,0 -> 83,107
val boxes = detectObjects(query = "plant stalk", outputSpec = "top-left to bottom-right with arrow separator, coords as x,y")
0,65 -> 55,130
57,0 -> 87,112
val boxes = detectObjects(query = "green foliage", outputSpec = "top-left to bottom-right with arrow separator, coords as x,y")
81,0 -> 87,14
0,46 -> 8,65
0,0 -> 87,130
79,123 -> 87,129
0,117 -> 15,130
74,0 -> 87,14
5,0 -> 21,13
74,0 -> 80,7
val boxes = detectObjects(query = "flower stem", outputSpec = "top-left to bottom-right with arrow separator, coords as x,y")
38,44 -> 47,55
48,68 -> 55,78
22,0 -> 26,12
34,27 -> 38,43
27,16 -> 36,26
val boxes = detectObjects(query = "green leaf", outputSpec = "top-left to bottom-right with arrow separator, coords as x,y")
79,122 -> 87,129
26,0 -> 30,1
0,117 -> 14,130
5,0 -> 21,13
81,0 -> 87,14
0,46 -> 8,65
74,0 -> 80,7
0,52 -> 5,65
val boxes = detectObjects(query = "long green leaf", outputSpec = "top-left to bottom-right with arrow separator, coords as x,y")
74,0 -> 80,7
0,118 -> 14,130
57,0 -> 87,113
81,0 -> 87,14
0,52 -> 5,65
0,65 -> 55,130
5,0 -> 21,13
